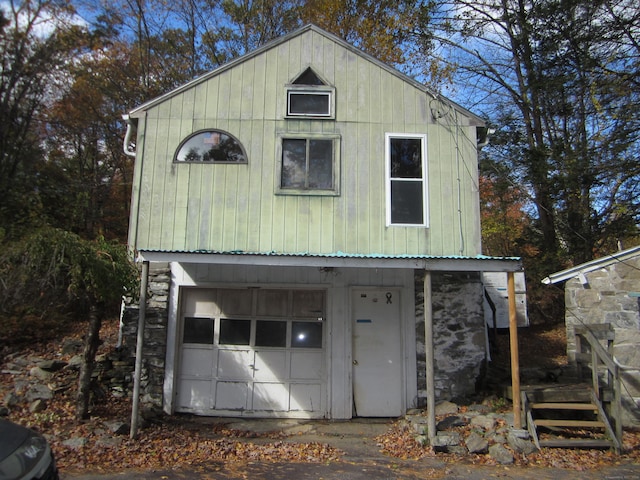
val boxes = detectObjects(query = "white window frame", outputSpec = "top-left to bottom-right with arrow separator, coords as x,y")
385,133 -> 429,227
286,86 -> 335,118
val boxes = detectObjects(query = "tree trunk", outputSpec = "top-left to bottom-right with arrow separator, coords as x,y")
76,303 -> 102,421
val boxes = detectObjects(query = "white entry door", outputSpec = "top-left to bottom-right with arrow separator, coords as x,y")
352,289 -> 403,417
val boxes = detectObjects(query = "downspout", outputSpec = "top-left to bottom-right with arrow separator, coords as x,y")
122,114 -> 137,158
119,113 -> 136,350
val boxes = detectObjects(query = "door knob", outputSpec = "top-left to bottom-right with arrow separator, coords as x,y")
353,360 -> 358,365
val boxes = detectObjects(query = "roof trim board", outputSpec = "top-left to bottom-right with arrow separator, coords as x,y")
136,249 -> 522,272
541,245 -> 640,285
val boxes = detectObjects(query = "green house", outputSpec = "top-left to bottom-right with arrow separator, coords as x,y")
125,25 -> 520,420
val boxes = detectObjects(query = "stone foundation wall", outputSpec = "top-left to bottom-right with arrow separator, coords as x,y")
415,270 -> 486,406
109,263 -> 170,410
565,255 -> 640,426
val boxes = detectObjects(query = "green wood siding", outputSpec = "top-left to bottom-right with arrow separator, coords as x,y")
129,29 -> 482,257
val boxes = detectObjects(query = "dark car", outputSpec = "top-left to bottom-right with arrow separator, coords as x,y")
0,419 -> 59,480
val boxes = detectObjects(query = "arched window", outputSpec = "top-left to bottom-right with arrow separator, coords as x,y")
175,130 -> 247,163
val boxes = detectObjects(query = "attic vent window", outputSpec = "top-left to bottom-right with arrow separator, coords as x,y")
293,67 -> 325,86
286,67 -> 334,119
175,129 -> 247,163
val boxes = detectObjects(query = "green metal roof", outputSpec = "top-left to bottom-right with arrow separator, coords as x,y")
136,249 -> 522,272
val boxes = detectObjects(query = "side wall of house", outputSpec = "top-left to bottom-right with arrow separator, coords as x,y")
565,255 -> 640,426
414,270 -> 486,405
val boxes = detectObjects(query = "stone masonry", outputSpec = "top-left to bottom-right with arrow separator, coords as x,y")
565,254 -> 640,426
415,270 -> 486,407
116,262 -> 170,410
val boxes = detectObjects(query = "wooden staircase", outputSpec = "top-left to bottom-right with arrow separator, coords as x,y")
520,324 -> 624,453
522,384 -> 621,451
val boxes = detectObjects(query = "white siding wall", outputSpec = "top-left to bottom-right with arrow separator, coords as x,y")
163,262 -> 417,419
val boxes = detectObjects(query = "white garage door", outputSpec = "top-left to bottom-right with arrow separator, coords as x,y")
176,288 -> 327,417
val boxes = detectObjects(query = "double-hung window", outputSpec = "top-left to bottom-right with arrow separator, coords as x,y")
386,133 -> 428,226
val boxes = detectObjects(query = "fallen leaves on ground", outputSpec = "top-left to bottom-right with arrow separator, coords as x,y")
56,424 -> 343,472
375,419 -> 640,469
1,321 -> 344,473
2,320 -> 640,474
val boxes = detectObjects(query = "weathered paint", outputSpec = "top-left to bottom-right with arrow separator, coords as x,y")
128,27 -> 482,258
414,271 -> 486,404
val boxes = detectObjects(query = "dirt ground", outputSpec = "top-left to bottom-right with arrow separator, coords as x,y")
491,322 -> 569,370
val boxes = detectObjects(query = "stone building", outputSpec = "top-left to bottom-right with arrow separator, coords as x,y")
543,245 -> 640,426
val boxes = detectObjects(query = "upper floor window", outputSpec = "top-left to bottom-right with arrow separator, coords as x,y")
286,67 -> 335,119
277,134 -> 340,195
386,133 -> 429,226
175,129 -> 247,163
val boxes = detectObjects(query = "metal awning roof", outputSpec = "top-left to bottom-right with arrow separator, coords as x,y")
541,245 -> 640,285
136,249 -> 522,272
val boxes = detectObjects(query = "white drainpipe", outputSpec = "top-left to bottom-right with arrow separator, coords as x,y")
122,114 -> 137,158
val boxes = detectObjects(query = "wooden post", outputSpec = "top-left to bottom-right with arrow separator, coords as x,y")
507,271 -> 522,429
614,365 -> 622,450
130,260 -> 149,439
424,271 -> 436,442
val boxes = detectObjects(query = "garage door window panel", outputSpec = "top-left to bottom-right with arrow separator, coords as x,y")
219,319 -> 251,345
255,320 -> 287,347
292,321 -> 323,348
183,317 -> 214,344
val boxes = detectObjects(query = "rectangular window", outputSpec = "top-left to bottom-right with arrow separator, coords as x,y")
183,317 -> 214,344
255,320 -> 287,347
279,136 -> 340,194
288,91 -> 331,116
291,321 -> 323,348
286,88 -> 334,118
182,289 -> 325,349
219,319 -> 251,345
386,133 -> 428,226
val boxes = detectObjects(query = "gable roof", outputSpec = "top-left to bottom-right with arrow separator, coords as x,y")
128,24 -> 484,126
541,245 -> 640,285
